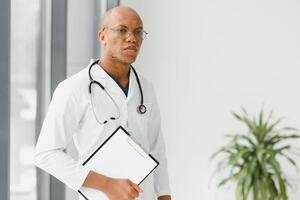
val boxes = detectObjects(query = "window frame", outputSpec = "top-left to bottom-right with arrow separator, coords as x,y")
0,0 -> 10,199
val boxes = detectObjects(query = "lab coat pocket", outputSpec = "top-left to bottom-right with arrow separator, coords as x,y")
131,103 -> 152,152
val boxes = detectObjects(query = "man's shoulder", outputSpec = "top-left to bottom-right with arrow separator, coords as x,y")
54,67 -> 89,99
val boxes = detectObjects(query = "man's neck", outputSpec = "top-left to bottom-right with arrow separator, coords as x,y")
98,58 -> 130,88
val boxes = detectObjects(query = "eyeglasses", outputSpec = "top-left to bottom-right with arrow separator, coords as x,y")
103,27 -> 148,40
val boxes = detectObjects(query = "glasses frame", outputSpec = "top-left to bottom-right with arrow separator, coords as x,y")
102,26 -> 148,40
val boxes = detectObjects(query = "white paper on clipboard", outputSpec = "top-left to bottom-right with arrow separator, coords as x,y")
78,126 -> 159,200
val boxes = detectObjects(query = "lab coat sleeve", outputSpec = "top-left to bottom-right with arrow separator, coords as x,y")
148,87 -> 171,197
34,83 -> 90,191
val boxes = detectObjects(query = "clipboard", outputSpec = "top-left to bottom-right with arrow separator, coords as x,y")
78,126 -> 159,200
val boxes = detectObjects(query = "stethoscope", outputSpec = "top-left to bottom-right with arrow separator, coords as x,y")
88,59 -> 147,124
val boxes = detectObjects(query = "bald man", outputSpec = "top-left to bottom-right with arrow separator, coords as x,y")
34,6 -> 171,200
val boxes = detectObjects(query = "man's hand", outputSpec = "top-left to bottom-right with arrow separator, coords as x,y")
83,171 -> 143,200
158,195 -> 172,200
103,177 -> 143,200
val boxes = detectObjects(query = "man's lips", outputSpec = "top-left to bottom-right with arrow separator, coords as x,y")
124,46 -> 137,52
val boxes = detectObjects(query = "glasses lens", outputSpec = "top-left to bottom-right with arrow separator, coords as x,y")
107,27 -> 148,40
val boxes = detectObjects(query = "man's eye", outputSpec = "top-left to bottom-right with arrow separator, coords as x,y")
118,28 -> 128,34
134,30 -> 143,35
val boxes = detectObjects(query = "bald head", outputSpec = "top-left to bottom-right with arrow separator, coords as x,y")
100,6 -> 143,30
97,6 -> 144,65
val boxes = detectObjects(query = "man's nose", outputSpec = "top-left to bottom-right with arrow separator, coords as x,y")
125,32 -> 137,43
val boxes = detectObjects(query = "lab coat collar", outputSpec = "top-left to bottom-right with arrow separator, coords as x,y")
88,61 -> 139,101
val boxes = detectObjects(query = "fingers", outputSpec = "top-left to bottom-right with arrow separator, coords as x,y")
105,178 -> 143,200
128,179 -> 143,193
127,187 -> 139,199
123,179 -> 143,199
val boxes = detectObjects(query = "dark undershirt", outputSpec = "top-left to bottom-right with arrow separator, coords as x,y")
103,68 -> 130,97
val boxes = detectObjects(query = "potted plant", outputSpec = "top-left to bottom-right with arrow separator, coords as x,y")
211,108 -> 300,200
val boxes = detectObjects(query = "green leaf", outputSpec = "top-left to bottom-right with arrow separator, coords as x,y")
259,109 -> 264,128
218,173 -> 235,187
280,127 -> 299,131
212,108 -> 300,200
280,152 -> 299,172
241,107 -> 248,116
274,145 -> 291,154
267,175 -> 278,199
265,118 -> 283,136
232,112 -> 243,121
265,134 -> 300,147
226,134 -> 256,147
270,158 -> 288,199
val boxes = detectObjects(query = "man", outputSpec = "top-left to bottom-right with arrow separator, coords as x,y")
34,6 -> 171,200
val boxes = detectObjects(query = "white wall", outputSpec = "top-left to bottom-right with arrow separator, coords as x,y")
121,0 -> 300,199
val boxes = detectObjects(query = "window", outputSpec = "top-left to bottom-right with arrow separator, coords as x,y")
10,1 -> 41,199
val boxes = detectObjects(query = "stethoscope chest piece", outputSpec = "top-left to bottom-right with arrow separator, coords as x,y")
137,104 -> 147,114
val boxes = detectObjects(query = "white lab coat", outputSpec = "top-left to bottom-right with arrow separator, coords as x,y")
34,61 -> 171,199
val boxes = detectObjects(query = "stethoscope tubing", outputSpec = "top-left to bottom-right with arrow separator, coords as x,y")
88,59 -> 146,124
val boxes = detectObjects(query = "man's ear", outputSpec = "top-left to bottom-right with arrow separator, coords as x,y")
98,30 -> 106,45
